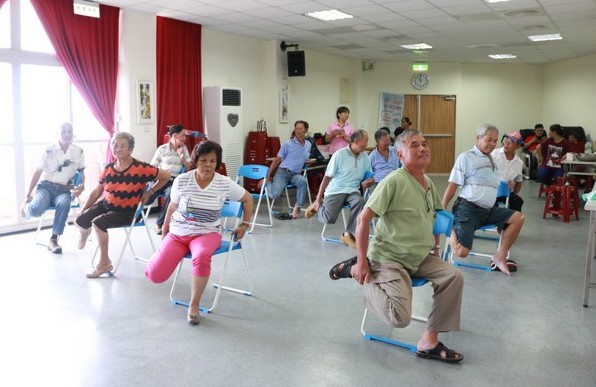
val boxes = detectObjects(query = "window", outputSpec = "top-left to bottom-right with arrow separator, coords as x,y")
0,0 -> 109,232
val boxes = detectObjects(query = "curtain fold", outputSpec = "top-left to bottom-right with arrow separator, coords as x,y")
156,17 -> 202,146
30,0 -> 119,163
0,0 -> 8,10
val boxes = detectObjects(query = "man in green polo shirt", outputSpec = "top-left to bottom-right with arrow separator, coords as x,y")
329,129 -> 464,363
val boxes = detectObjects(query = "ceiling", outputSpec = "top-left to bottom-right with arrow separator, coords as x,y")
93,0 -> 596,64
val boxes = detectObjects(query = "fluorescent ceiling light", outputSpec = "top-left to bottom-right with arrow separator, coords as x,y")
528,33 -> 562,42
485,0 -> 513,3
73,0 -> 100,18
400,43 -> 433,50
489,54 -> 517,59
305,9 -> 353,21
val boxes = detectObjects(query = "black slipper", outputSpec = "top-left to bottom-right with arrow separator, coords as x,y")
329,256 -> 357,280
416,341 -> 463,363
490,259 -> 518,272
274,212 -> 294,220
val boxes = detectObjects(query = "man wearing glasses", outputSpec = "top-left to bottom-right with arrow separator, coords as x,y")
21,122 -> 85,254
442,124 -> 525,275
328,129 -> 465,363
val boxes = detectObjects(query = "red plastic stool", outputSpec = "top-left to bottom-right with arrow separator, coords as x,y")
538,182 -> 548,198
543,178 -> 579,222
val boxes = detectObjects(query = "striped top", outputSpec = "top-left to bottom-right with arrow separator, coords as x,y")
169,171 -> 246,236
100,159 -> 159,212
448,146 -> 500,208
150,142 -> 191,178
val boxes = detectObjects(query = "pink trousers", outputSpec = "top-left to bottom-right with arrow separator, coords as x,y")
145,232 -> 222,282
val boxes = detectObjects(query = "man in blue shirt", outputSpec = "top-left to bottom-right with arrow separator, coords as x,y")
260,120 -> 312,219
442,124 -> 525,275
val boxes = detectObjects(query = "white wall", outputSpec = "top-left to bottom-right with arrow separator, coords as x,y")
118,10 -> 596,163
543,53 -> 596,141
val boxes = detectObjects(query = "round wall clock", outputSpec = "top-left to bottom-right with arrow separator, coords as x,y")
411,73 -> 430,90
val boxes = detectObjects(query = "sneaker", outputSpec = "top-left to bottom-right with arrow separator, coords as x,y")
339,233 -> 357,249
77,227 -> 92,250
155,225 -> 162,235
48,239 -> 62,254
305,203 -> 317,219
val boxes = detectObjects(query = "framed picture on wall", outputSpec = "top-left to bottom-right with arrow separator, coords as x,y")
280,88 -> 289,123
137,80 -> 154,124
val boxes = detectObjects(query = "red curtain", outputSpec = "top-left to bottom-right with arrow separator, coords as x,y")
0,0 -> 7,9
30,0 -> 119,162
156,17 -> 202,146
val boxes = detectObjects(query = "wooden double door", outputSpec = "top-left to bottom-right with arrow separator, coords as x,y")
402,94 -> 456,173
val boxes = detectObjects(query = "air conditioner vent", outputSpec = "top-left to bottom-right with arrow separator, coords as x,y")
222,89 -> 241,106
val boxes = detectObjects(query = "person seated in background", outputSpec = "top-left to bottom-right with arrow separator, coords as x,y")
75,132 -> 170,278
148,124 -> 192,235
393,116 -> 412,138
306,129 -> 374,248
368,128 -> 401,191
492,131 -> 524,212
328,129 -> 464,363
535,124 -> 570,185
521,123 -> 547,180
21,122 -> 86,254
442,124 -> 525,275
325,106 -> 354,156
567,133 -> 585,154
258,120 -> 312,219
145,141 -> 254,326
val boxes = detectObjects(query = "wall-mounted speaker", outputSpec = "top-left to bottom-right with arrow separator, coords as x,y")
287,51 -> 305,77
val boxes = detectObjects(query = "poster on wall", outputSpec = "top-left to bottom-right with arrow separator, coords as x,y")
378,92 -> 404,130
137,80 -> 154,124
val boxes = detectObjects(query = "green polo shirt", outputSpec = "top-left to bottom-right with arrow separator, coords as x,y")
366,168 -> 443,272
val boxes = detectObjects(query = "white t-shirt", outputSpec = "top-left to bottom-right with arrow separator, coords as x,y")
169,171 -> 245,236
491,147 -> 523,183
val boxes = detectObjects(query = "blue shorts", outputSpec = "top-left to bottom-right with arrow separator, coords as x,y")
452,197 -> 515,250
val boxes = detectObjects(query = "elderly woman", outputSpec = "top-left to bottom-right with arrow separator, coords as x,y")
75,132 -> 170,278
369,128 -> 401,185
145,141 -> 254,325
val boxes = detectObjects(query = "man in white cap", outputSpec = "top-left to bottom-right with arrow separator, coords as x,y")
491,130 -> 524,212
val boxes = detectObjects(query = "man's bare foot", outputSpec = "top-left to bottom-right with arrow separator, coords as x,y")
292,209 -> 301,219
492,253 -> 511,275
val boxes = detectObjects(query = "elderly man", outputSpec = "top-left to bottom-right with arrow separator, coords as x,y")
492,130 -> 525,212
442,124 -> 525,275
259,120 -> 312,219
148,124 -> 192,235
21,122 -> 85,254
329,129 -> 464,363
76,132 -> 170,278
307,129 -> 373,248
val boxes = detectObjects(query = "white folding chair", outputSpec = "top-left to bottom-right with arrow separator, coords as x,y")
34,171 -> 83,245
449,181 -> 511,271
360,210 -> 454,352
283,167 -> 311,210
236,164 -> 272,233
91,200 -> 156,276
169,200 -> 253,313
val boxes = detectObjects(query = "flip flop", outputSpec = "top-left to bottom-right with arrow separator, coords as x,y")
416,341 -> 464,363
490,259 -> 518,272
329,256 -> 357,280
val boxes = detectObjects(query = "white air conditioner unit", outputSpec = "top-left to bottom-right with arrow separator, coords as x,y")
203,87 -> 243,180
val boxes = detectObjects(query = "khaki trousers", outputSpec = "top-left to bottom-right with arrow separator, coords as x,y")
364,255 -> 464,332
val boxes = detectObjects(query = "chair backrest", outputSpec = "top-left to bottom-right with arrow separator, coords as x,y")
237,164 -> 269,181
433,210 -> 454,237
221,200 -> 243,219
363,170 -> 373,181
497,180 -> 510,198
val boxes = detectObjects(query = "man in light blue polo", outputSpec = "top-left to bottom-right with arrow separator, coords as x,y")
259,120 -> 312,219
442,124 -> 525,275
307,129 -> 374,248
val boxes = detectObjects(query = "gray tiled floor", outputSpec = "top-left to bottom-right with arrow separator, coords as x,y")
1,176 -> 595,387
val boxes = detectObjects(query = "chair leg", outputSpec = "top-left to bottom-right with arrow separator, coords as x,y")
34,212 -> 48,245
360,308 -> 426,353
320,207 -> 348,243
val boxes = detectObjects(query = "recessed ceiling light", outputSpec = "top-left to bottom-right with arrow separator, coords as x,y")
528,33 -> 562,42
489,54 -> 517,59
305,9 -> 353,21
400,43 -> 433,50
